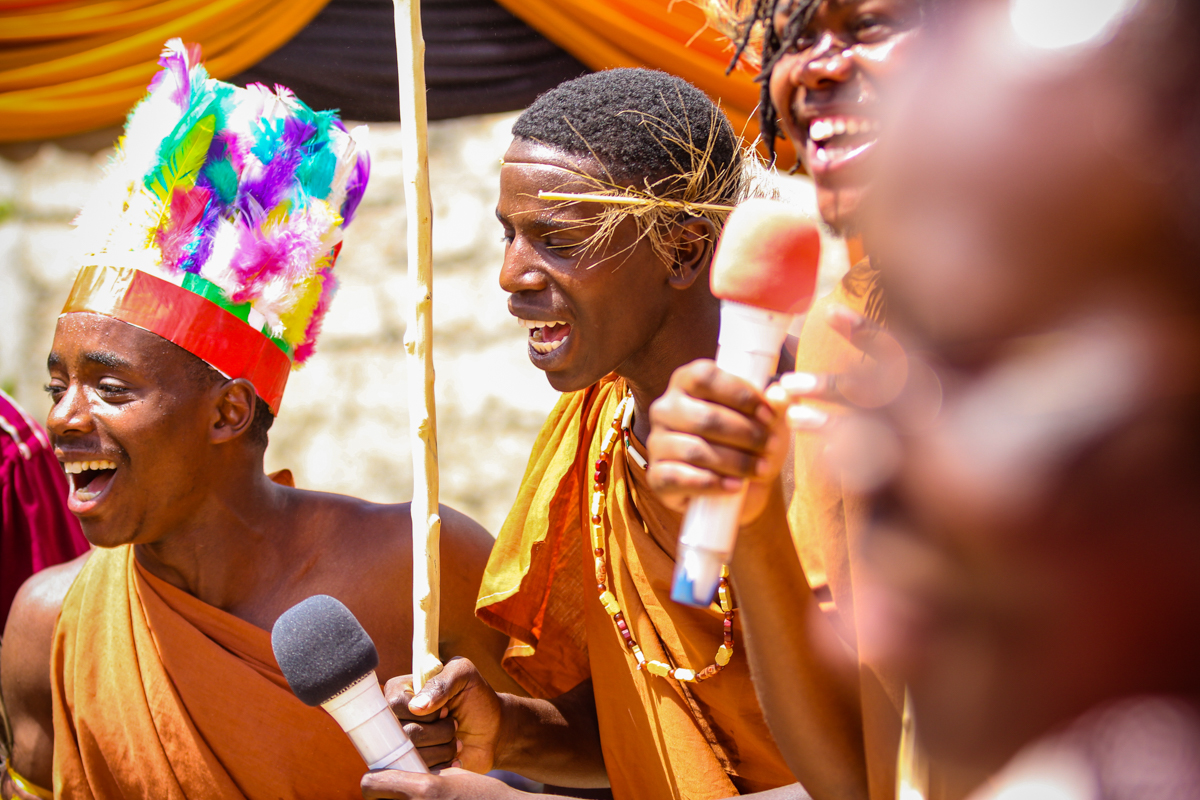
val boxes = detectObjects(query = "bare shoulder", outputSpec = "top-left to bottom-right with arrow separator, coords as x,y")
4,552 -> 91,674
2,551 -> 91,788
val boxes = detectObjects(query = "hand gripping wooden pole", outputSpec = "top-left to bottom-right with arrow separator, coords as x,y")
392,0 -> 443,692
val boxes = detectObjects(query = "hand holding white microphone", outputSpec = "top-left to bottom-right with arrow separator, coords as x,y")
272,595 -> 430,774
669,199 -> 822,608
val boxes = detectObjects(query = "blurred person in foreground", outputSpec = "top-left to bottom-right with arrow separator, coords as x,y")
362,69 -> 862,800
0,391 -> 88,630
658,0 -> 1200,796
0,41 -> 518,800
853,0 -> 1200,795
649,1 -> 943,798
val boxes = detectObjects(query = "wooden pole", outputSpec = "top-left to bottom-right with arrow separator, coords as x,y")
392,0 -> 442,692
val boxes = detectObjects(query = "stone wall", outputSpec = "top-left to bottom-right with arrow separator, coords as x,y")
0,113 -> 845,535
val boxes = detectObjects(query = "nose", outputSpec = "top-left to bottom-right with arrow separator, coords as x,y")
498,234 -> 549,295
46,381 -> 94,440
797,32 -> 855,90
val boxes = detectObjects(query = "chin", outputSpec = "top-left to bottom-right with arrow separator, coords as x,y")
544,369 -> 600,394
816,185 -> 867,238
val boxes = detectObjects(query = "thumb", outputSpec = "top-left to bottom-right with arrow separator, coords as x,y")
362,769 -> 436,800
407,659 -> 473,715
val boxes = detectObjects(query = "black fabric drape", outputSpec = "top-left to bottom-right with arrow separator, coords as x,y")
232,0 -> 590,120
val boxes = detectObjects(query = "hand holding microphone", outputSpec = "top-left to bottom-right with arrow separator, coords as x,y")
657,199 -> 822,608
272,595 -> 430,774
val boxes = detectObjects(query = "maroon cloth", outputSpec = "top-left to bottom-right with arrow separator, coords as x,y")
0,392 -> 88,626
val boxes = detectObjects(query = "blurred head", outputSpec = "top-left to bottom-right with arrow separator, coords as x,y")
849,0 -> 1200,775
498,69 -> 742,392
46,314 -> 272,548
741,0 -> 927,233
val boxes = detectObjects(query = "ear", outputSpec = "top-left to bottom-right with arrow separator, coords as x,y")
666,216 -> 717,291
210,379 -> 258,444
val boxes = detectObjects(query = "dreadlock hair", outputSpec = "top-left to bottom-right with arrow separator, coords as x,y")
714,0 -> 936,167
511,68 -> 753,268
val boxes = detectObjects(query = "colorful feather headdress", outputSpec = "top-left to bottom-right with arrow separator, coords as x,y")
65,39 -> 370,414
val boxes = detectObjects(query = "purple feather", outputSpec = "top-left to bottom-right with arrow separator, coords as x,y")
238,150 -> 300,218
341,152 -> 370,226
150,42 -> 194,110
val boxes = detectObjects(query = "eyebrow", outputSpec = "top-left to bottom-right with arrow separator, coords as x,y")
497,208 -> 589,232
84,351 -> 134,370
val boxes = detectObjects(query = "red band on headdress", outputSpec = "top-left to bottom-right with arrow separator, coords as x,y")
62,266 -> 290,415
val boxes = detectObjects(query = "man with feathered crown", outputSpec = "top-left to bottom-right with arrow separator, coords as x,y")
0,41 -> 520,800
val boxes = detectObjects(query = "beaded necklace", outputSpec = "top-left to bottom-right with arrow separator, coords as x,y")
590,389 -> 735,683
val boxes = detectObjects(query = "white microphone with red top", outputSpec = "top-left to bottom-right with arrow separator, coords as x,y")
671,198 -> 822,608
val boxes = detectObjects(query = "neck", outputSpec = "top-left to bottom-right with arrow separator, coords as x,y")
133,459 -> 290,612
619,296 -> 720,442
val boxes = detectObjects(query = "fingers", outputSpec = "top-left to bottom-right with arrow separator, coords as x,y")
361,769 -> 497,800
386,677 -> 449,724
405,659 -> 477,717
361,769 -> 435,800
668,359 -> 775,422
403,716 -> 461,770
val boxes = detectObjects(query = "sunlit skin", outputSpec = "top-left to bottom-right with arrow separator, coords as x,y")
0,313 -> 521,795
355,141 -> 841,800
44,313 -> 247,550
498,138 -> 720,441
769,0 -> 922,234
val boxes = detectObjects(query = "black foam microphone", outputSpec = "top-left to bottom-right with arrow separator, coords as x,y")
272,595 -> 428,773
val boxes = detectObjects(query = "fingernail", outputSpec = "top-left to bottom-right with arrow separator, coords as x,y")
756,458 -> 772,477
721,476 -> 743,492
788,405 -> 829,430
453,719 -> 459,731
456,739 -> 463,753
410,696 -> 429,711
452,760 -> 462,769
765,385 -> 788,404
780,372 -> 820,393
439,708 -> 448,719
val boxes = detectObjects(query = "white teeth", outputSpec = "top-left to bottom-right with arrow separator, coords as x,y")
810,119 -> 834,142
530,339 -> 566,355
516,318 -> 567,329
810,117 -> 879,144
75,487 -> 99,501
63,460 -> 116,474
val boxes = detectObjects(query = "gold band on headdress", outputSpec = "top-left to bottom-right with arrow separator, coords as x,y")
63,266 -> 292,414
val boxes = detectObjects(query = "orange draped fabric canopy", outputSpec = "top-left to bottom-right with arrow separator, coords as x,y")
1,0 -> 793,164
0,0 -> 334,142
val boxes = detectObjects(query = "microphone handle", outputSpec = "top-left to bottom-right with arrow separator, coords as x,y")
322,671 -> 430,773
671,301 -> 792,607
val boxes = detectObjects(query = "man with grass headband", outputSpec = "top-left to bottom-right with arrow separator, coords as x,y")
0,40 -> 519,800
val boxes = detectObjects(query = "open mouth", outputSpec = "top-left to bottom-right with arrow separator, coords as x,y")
807,115 -> 881,171
518,318 -> 572,355
63,459 -> 118,505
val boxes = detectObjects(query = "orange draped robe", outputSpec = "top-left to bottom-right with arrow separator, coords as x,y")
790,260 -> 905,800
477,376 -> 794,799
50,546 -> 369,800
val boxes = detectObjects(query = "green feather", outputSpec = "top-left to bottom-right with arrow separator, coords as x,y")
145,114 -> 216,209
202,157 -> 239,205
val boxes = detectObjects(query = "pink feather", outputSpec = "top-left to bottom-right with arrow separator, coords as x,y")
155,186 -> 211,273
292,262 -> 339,364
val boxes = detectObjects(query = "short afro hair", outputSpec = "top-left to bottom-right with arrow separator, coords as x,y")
512,68 -> 740,202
